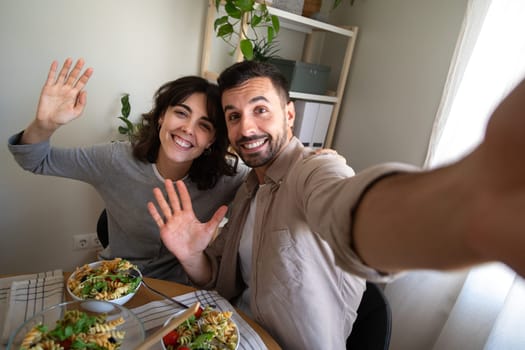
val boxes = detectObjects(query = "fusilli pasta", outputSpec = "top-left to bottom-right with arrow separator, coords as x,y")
20,310 -> 125,350
67,258 -> 141,301
163,306 -> 238,350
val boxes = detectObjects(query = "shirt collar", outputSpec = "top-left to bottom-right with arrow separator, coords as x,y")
244,137 -> 304,195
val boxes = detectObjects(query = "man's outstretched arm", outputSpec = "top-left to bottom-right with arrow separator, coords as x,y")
352,77 -> 525,277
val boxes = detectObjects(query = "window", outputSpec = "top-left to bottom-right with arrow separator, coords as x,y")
418,1 -> 525,348
424,0 -> 525,169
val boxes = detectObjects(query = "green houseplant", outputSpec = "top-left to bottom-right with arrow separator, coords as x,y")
116,94 -> 141,142
213,0 -> 281,61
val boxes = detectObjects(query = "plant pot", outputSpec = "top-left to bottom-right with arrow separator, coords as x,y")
302,0 -> 322,18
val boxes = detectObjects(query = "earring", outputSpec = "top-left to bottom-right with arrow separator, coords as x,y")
204,147 -> 211,156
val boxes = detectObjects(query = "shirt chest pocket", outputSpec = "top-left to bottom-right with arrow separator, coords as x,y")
257,228 -> 305,291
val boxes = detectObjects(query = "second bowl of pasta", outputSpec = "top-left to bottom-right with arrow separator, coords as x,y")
67,258 -> 142,306
7,300 -> 145,349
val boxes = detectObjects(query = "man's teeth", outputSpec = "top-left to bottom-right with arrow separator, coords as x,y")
244,140 -> 265,149
175,137 -> 191,148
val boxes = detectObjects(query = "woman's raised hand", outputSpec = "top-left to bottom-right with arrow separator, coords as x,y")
37,58 -> 93,128
22,58 -> 93,143
148,179 -> 228,264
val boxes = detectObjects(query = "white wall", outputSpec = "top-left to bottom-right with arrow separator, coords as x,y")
329,0 -> 468,171
0,0 -> 207,273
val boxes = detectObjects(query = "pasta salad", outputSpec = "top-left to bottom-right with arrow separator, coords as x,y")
20,309 -> 125,350
162,306 -> 238,350
68,258 -> 141,301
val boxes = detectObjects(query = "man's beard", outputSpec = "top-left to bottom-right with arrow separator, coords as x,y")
234,131 -> 287,169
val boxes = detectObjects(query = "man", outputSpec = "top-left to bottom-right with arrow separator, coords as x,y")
148,61 -> 525,349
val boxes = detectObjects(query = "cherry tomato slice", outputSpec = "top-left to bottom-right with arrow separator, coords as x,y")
194,306 -> 204,318
162,330 -> 179,346
59,339 -> 72,348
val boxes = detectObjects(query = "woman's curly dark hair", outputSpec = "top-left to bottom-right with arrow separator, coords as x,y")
132,76 -> 238,190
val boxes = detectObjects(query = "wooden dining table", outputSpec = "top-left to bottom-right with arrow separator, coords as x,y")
62,272 -> 281,349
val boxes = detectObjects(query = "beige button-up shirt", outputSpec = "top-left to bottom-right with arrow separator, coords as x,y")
205,137 -> 411,349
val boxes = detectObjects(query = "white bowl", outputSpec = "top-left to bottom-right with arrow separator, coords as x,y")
67,259 -> 142,305
7,300 -> 145,349
161,306 -> 240,350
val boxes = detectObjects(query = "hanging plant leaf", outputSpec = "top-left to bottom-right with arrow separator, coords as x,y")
225,2 -> 242,19
251,15 -> 262,28
214,16 -> 229,30
235,0 -> 255,12
240,39 -> 254,60
267,27 -> 275,44
271,15 -> 280,33
217,22 -> 234,37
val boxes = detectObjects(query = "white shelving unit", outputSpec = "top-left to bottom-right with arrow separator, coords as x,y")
200,1 -> 358,148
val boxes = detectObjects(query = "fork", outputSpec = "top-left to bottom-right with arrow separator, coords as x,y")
141,279 -> 192,309
126,268 -> 190,309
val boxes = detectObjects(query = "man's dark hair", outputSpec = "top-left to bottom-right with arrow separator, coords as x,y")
132,76 -> 238,190
217,61 -> 291,106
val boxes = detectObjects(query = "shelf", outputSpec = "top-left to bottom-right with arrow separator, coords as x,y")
290,92 -> 338,103
268,6 -> 355,37
200,1 -> 358,148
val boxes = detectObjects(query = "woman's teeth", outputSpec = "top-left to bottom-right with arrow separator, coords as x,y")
175,136 -> 191,148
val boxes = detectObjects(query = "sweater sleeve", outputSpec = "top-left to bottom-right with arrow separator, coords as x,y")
8,132 -> 117,186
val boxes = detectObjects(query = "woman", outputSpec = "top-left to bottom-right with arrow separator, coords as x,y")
7,58 -> 248,283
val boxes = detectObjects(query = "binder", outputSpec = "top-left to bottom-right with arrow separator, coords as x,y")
312,103 -> 333,149
293,101 -> 318,147
293,101 -> 333,148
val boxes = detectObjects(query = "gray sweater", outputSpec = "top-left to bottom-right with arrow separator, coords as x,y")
8,132 -> 248,282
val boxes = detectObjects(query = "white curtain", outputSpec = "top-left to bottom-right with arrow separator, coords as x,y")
386,1 -> 525,349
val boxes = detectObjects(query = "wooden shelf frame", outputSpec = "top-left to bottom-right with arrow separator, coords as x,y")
200,0 -> 358,148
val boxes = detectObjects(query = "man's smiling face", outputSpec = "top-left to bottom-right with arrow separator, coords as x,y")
222,77 -> 295,171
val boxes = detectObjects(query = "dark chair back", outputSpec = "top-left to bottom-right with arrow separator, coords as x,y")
96,209 -> 109,248
346,282 -> 392,350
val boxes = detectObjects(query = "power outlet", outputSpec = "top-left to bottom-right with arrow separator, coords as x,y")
91,235 -> 102,248
73,233 -> 102,250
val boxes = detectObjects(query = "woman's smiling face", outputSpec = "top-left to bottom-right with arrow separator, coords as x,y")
157,92 -> 216,166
